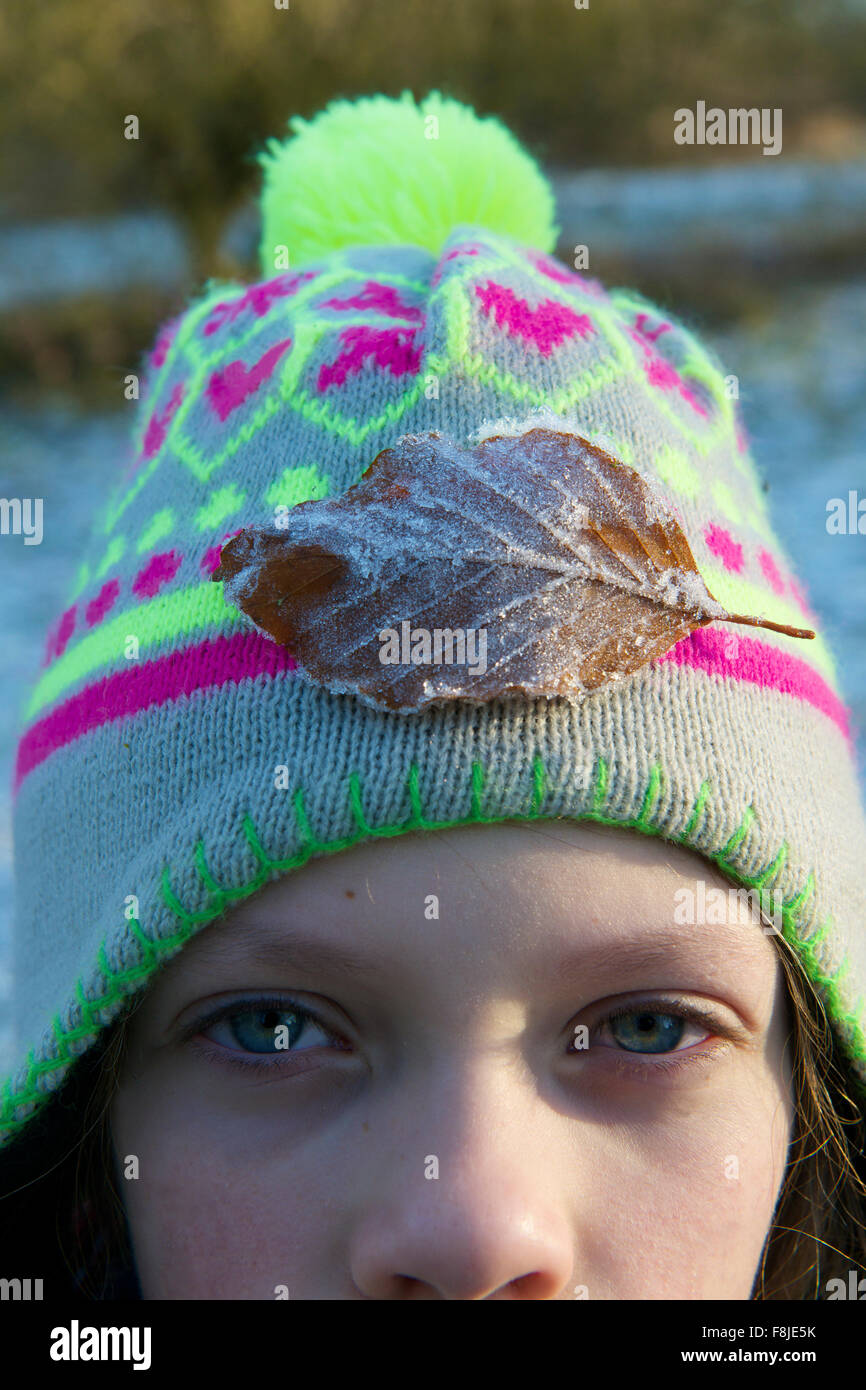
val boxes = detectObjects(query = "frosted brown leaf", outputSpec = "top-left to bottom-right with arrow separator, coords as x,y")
212,428 -> 814,712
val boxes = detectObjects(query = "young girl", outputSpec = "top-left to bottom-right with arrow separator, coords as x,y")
2,90 -> 865,1301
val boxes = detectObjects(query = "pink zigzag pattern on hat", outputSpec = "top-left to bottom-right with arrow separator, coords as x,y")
141,381 -> 185,462
704,523 -> 744,573
132,550 -> 183,599
318,280 -> 424,320
758,549 -> 786,596
41,605 -> 77,666
206,338 -> 293,421
317,325 -> 425,392
85,579 -> 120,629
431,242 -> 483,288
474,280 -> 594,355
149,317 -> 182,369
528,251 -> 606,298
203,272 -> 317,337
629,322 -> 709,418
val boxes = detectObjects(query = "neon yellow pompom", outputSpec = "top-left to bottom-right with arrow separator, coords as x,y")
256,89 -> 559,273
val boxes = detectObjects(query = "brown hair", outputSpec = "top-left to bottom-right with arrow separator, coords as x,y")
61,1011 -> 139,1298
752,929 -> 866,1298
0,1006 -> 141,1300
11,929 -> 866,1299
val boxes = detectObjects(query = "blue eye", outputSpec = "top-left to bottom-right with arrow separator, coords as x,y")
200,1001 -> 334,1055
608,1010 -> 687,1054
230,1006 -> 305,1053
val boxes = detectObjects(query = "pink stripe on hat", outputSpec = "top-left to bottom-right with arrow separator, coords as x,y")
13,632 -> 297,796
659,627 -> 850,741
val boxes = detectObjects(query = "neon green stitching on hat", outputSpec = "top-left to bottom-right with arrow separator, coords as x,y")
637,764 -> 663,826
407,763 -> 427,827
754,841 -> 789,889
29,1048 -> 54,1079
264,465 -> 330,510
291,787 -> 316,851
94,535 -> 126,581
97,941 -> 149,990
194,840 -> 223,895
682,779 -> 711,840
126,916 -> 160,962
97,943 -> 115,980
194,483 -> 248,532
51,1015 -> 72,1065
592,756 -> 608,811
68,558 -> 92,604
719,805 -> 756,860
136,508 -> 175,553
470,761 -> 486,818
784,870 -> 816,918
125,267 -> 430,504
712,479 -> 741,525
169,327 -> 329,489
349,772 -> 372,834
75,978 -> 98,1029
242,814 -> 294,873
530,755 -> 546,814
439,275 -> 633,411
3,755 -> 866,1139
654,445 -> 702,499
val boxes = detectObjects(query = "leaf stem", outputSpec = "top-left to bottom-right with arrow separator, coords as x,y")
724,612 -> 816,640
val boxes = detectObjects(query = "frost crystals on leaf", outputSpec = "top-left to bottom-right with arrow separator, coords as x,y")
212,428 -> 815,711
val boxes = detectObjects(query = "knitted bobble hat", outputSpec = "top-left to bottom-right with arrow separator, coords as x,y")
4,89 -> 866,1147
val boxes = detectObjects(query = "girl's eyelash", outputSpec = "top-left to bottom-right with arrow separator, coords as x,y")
581,997 -> 735,1078
593,997 -> 723,1036
183,995 -> 734,1079
180,995 -> 323,1041
180,995 -> 348,1075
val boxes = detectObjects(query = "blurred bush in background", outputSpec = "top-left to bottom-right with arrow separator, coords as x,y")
0,0 -> 864,400
3,0 -> 865,252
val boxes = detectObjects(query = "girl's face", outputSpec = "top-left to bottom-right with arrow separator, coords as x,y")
111,820 -> 794,1299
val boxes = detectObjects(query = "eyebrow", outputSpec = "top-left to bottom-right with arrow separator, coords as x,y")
188,922 -> 387,979
187,918 -> 763,985
556,930 -> 763,980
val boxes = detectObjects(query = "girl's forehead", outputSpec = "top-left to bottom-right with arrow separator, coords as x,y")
152,820 -> 781,1011
236,818 -> 739,913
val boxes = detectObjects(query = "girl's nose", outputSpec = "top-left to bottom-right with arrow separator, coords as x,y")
346,1069 -> 576,1299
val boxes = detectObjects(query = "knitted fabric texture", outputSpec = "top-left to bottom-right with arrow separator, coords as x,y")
4,93 -> 866,1146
